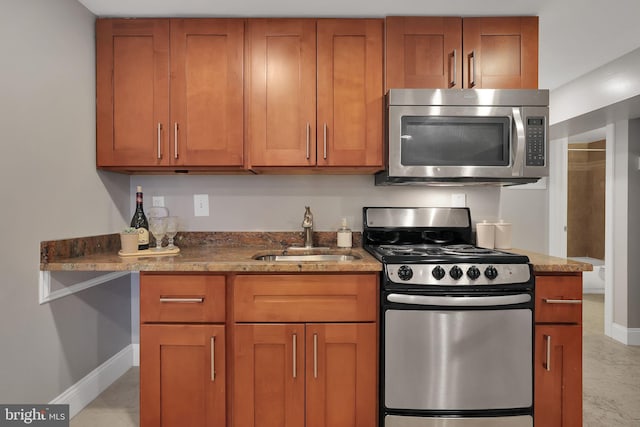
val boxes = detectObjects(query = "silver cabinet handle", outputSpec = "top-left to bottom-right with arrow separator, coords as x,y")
313,333 -> 318,379
292,333 -> 297,379
544,334 -> 551,371
157,123 -> 162,159
387,293 -> 531,307
210,336 -> 216,381
323,123 -> 327,160
469,49 -> 476,88
306,123 -> 311,160
174,122 -> 179,160
450,49 -> 457,88
159,297 -> 204,303
544,299 -> 583,304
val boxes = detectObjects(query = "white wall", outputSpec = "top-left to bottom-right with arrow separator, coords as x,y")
549,46 -> 640,340
0,0 -> 131,403
500,185 -> 549,254
130,175 -> 541,243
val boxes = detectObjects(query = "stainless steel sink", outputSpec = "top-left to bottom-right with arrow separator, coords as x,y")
253,253 -> 361,262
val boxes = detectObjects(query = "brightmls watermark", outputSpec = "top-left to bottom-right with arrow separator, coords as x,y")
0,405 -> 68,426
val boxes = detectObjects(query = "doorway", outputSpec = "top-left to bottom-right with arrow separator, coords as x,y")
567,138 -> 606,294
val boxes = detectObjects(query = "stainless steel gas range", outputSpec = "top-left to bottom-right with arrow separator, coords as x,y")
363,207 -> 535,427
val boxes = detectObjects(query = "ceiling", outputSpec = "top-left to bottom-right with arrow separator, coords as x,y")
76,0 -> 640,90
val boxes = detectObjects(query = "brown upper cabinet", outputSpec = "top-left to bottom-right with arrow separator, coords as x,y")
385,16 -> 538,90
247,19 -> 384,171
96,19 -> 244,171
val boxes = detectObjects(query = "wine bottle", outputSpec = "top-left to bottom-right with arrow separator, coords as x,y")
130,186 -> 149,250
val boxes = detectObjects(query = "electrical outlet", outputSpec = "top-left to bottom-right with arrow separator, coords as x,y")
451,193 -> 466,207
152,196 -> 165,207
194,194 -> 210,217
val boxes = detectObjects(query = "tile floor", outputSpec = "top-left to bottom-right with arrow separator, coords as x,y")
70,294 -> 639,426
582,294 -> 640,426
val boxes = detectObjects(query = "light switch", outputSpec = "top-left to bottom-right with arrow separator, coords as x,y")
194,194 -> 210,217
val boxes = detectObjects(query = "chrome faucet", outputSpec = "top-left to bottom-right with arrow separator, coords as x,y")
301,206 -> 314,248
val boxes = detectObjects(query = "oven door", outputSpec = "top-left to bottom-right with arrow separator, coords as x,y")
387,105 -> 525,179
383,292 -> 533,413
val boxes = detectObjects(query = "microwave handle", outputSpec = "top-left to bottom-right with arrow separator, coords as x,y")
512,107 -> 526,176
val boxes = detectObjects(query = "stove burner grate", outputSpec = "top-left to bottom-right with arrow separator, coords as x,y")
441,244 -> 495,255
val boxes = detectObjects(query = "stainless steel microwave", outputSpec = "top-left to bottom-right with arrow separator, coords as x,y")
375,88 -> 549,186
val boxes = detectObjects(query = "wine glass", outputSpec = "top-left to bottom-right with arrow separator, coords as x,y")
148,217 -> 168,251
165,216 -> 179,249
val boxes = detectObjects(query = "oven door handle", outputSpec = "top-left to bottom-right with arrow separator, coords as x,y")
387,293 -> 531,307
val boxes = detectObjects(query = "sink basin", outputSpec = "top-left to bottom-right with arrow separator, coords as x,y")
253,253 -> 361,262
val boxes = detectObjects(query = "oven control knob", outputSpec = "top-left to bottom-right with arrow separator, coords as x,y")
467,266 -> 481,280
484,266 -> 499,280
449,265 -> 463,280
432,266 -> 446,280
397,265 -> 414,281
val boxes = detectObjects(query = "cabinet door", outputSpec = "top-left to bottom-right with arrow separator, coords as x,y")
234,323 -> 305,427
306,323 -> 377,427
140,324 -> 225,427
170,19 -> 244,167
96,19 -> 170,167
247,19 -> 317,167
462,17 -> 538,89
534,325 -> 582,427
316,19 -> 383,168
385,17 -> 462,89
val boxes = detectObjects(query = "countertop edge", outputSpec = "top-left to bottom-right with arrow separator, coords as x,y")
39,233 -> 593,274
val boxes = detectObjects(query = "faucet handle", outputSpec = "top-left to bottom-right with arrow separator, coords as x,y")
302,206 -> 313,227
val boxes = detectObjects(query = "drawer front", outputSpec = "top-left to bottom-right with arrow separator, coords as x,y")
535,274 -> 582,324
141,274 -> 226,323
234,274 -> 378,322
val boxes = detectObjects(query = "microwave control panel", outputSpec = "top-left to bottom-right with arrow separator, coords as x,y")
525,117 -> 546,166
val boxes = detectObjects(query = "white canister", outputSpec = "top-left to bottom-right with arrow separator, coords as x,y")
476,221 -> 495,249
494,220 -> 513,249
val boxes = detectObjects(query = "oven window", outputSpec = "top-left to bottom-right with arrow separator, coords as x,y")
400,116 -> 510,166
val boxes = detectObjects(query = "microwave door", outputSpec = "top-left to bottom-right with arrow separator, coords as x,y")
388,106 -> 517,180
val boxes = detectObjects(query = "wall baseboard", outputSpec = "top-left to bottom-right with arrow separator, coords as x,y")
611,322 -> 640,346
133,343 -> 140,367
50,344 -> 134,418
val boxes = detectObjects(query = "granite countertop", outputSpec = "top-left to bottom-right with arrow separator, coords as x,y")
511,248 -> 593,273
40,232 -> 382,273
40,232 -> 593,274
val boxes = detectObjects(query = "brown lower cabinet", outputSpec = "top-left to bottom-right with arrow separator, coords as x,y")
139,273 -> 227,427
234,322 -> 376,427
534,273 -> 583,427
232,273 -> 379,427
140,324 -> 226,427
140,272 -> 378,427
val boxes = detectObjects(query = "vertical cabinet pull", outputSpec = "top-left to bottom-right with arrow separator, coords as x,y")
323,124 -> 328,160
292,333 -> 297,379
210,336 -> 216,381
306,123 -> 311,160
544,335 -> 551,371
469,50 -> 477,88
450,49 -> 457,88
157,123 -> 162,159
313,333 -> 318,378
174,122 -> 179,160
